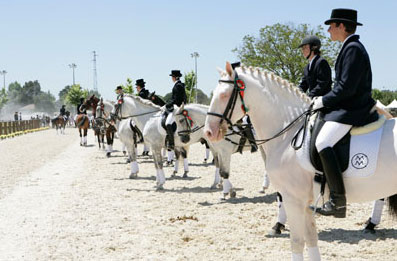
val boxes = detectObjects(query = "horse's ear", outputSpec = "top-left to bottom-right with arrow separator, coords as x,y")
180,103 -> 185,110
216,67 -> 223,75
226,62 -> 233,78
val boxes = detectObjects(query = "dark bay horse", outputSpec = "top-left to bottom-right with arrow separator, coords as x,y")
52,115 -> 66,134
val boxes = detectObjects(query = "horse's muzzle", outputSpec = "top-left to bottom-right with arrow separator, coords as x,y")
180,135 -> 190,143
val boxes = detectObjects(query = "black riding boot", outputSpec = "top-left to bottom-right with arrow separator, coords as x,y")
243,127 -> 258,153
317,147 -> 346,218
165,124 -> 175,150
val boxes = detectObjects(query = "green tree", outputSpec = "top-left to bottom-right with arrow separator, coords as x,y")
66,84 -> 88,105
184,71 -> 197,103
119,78 -> 135,94
34,91 -> 56,113
59,85 -> 72,103
0,87 -> 8,112
7,81 -> 22,102
20,80 -> 41,105
233,23 -> 341,85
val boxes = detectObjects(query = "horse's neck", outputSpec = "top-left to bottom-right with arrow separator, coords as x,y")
186,105 -> 208,127
241,71 -> 308,153
123,97 -> 159,130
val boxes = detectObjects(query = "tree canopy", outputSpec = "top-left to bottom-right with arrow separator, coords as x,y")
66,84 -> 88,106
119,78 -> 135,95
233,23 -> 341,85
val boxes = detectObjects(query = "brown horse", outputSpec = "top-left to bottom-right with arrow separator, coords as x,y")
52,115 -> 66,134
94,98 -> 116,155
76,113 -> 89,146
76,95 -> 100,146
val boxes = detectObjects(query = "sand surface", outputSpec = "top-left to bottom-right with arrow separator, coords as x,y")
0,128 -> 396,260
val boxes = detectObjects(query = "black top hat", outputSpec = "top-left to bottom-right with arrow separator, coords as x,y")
169,70 -> 182,77
115,86 -> 123,91
324,8 -> 362,26
135,79 -> 146,87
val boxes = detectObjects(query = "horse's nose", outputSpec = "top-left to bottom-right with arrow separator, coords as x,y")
205,129 -> 213,139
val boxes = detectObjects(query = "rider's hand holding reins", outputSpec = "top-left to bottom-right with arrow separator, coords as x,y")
311,96 -> 324,110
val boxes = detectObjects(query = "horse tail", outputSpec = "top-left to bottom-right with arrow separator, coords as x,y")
387,194 -> 397,218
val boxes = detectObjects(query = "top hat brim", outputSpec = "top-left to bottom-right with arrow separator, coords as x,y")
169,74 -> 182,77
324,18 -> 362,26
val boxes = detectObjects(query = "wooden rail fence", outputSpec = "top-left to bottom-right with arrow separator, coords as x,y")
0,120 -> 42,135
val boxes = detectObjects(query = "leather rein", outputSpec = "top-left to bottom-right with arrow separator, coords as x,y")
206,71 -> 314,146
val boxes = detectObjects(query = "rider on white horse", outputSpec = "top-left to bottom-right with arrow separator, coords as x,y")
312,8 -> 379,218
165,70 -> 187,150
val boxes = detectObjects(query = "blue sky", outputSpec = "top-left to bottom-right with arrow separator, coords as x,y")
1,0 -> 397,101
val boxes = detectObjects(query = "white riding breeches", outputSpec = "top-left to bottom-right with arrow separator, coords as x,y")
165,112 -> 174,126
315,121 -> 352,152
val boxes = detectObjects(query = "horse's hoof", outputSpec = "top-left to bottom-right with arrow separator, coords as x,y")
268,222 -> 285,236
126,158 -> 131,163
363,218 -> 376,234
259,188 -> 267,194
183,172 -> 188,178
156,184 -> 164,191
123,151 -> 127,156
217,183 -> 223,189
210,184 -> 217,189
230,190 -> 236,198
171,171 -> 177,177
106,152 -> 111,157
129,173 -> 137,179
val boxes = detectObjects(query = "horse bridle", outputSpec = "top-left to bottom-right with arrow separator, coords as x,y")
207,69 -> 315,145
176,109 -> 204,137
207,72 -> 248,128
110,96 -> 161,122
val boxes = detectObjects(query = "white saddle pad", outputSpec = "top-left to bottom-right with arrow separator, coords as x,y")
296,120 -> 384,178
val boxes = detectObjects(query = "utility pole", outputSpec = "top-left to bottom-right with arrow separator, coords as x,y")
92,51 -> 98,93
0,70 -> 6,89
191,52 -> 199,103
68,63 -> 77,85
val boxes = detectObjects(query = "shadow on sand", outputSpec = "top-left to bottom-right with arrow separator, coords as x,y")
318,228 -> 397,243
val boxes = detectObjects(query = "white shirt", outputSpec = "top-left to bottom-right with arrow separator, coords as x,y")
309,55 -> 318,71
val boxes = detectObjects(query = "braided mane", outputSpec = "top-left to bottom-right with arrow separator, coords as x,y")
123,94 -> 162,109
228,64 -> 311,104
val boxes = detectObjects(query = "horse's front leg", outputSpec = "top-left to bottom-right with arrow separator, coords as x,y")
210,152 -> 221,189
283,194 -> 314,261
172,149 -> 180,177
181,146 -> 189,178
304,205 -> 321,261
218,152 -> 235,199
152,147 -> 165,190
105,130 -> 112,157
128,141 -> 139,179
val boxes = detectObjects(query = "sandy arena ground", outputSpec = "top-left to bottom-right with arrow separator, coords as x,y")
0,128 -> 396,260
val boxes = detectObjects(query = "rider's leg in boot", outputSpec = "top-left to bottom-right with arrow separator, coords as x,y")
237,136 -> 246,154
166,124 -> 175,150
244,127 -> 258,153
317,147 -> 346,218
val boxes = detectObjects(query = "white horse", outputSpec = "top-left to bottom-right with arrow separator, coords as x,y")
107,97 -> 159,178
174,103 -> 268,198
204,62 -> 397,260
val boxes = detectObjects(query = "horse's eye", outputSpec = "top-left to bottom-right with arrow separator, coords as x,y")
179,119 -> 184,123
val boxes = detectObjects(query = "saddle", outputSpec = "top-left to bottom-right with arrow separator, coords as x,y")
161,111 -> 176,132
296,111 -> 386,185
